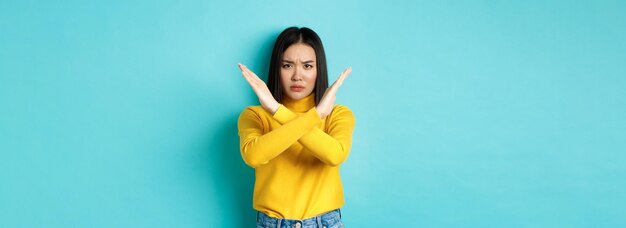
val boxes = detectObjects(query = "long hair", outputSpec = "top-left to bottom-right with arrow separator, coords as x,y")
267,27 -> 329,105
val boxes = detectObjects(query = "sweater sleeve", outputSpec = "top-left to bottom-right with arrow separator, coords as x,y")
272,104 -> 355,166
237,106 -> 323,168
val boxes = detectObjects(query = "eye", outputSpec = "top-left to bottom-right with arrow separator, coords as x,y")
282,64 -> 292,69
304,64 -> 314,69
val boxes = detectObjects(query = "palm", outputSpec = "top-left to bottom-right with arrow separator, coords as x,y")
238,64 -> 280,114
317,67 -> 352,118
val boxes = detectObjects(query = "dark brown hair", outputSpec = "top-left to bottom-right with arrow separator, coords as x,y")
267,27 -> 328,105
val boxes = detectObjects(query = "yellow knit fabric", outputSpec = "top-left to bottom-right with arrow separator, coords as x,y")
237,92 -> 355,219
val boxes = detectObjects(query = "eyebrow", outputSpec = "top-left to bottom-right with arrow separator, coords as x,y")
282,60 -> 315,64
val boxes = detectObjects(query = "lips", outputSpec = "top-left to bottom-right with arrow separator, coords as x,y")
290,85 -> 304,92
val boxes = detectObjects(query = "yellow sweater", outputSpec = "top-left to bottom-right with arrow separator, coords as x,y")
237,92 -> 355,219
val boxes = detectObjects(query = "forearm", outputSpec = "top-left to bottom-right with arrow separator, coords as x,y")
272,105 -> 354,166
298,128 -> 352,166
239,108 -> 321,167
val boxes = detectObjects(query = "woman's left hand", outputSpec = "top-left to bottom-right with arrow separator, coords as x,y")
238,63 -> 280,114
316,67 -> 352,119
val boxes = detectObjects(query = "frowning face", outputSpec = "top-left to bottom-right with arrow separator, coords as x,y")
280,43 -> 317,101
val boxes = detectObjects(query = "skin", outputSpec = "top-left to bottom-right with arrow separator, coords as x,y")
238,43 -> 351,119
280,43 -> 318,101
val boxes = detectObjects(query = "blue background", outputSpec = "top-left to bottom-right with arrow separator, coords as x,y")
1,0 -> 625,227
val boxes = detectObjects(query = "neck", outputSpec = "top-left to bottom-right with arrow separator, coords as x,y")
283,93 -> 316,112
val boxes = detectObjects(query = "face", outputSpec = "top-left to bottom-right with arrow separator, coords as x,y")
280,43 -> 317,101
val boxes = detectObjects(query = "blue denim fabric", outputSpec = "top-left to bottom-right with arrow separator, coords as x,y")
256,209 -> 343,228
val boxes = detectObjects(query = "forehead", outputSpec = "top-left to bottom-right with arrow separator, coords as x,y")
282,43 -> 316,61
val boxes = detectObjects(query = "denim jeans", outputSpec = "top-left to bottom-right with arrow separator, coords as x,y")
256,209 -> 344,228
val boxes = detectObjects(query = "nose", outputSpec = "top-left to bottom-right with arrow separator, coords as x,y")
291,67 -> 303,81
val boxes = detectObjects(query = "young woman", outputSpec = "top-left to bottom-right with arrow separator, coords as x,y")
237,27 -> 355,228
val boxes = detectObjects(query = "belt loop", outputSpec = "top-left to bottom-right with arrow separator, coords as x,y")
276,218 -> 282,228
338,208 -> 342,219
317,215 -> 323,227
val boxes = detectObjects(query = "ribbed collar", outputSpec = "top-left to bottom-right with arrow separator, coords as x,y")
283,93 -> 316,113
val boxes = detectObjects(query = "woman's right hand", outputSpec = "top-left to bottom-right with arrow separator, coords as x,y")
238,63 -> 280,114
316,67 -> 352,119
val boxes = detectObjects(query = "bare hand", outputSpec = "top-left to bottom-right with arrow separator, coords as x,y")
238,63 -> 280,114
317,67 -> 352,119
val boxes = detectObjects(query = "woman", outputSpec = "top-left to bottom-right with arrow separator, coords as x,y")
237,27 -> 355,228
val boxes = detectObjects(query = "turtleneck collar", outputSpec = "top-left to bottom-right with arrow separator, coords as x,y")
283,93 -> 316,113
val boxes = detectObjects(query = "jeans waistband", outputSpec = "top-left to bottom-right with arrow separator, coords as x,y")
256,209 -> 342,227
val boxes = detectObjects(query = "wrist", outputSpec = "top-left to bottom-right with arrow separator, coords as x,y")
315,106 -> 327,119
268,102 -> 280,115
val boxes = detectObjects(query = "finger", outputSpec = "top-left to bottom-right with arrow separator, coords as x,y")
331,66 -> 352,88
242,70 -> 254,82
243,69 -> 262,85
240,65 -> 261,81
242,69 -> 266,90
238,63 -> 253,77
339,67 -> 352,82
239,65 -> 252,81
238,64 -> 253,76
238,64 -> 260,84
239,66 -> 259,87
342,66 -> 352,75
238,64 -> 251,80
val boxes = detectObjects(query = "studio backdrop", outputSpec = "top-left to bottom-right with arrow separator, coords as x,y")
1,0 -> 625,227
